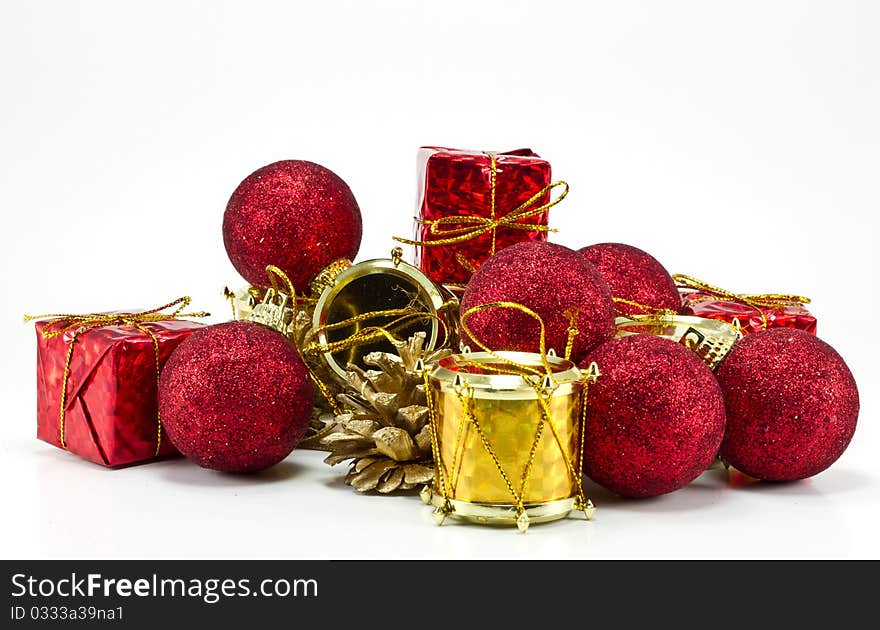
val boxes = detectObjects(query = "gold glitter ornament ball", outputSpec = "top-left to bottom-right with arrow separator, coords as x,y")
460,241 -> 615,363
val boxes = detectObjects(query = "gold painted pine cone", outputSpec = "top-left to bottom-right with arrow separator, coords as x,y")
321,333 -> 450,493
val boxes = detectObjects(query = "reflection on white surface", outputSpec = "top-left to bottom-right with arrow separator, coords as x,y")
8,436 -> 872,559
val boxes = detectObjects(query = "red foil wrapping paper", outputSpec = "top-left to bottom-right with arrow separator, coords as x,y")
34,319 -> 204,467
680,291 -> 816,336
413,147 -> 552,286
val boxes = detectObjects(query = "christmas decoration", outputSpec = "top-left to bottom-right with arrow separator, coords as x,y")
321,332 -> 450,493
578,242 -> 681,315
27,299 -> 207,467
424,303 -> 599,531
309,248 -> 458,381
20,138 -> 865,537
615,314 -> 740,370
394,147 -> 566,287
676,274 -> 815,336
459,241 -> 614,364
580,334 -> 726,498
223,160 -> 363,293
158,320 -> 314,473
716,328 -> 859,481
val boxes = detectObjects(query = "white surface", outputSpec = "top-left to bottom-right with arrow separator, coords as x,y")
1,0 -> 878,559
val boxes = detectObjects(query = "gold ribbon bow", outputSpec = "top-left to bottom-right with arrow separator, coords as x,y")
394,152 -> 569,272
673,273 -> 811,330
24,297 -> 209,453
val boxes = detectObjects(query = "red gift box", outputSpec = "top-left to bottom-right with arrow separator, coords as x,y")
675,275 -> 816,336
32,304 -> 206,467
398,147 -> 563,287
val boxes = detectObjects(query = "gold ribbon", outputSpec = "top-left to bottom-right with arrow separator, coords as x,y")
459,301 -> 560,381
612,296 -> 679,317
301,307 -> 450,360
394,152 -> 569,272
24,297 -> 209,454
673,273 -> 811,330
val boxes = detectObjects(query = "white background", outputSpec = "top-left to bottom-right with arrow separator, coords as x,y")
1,1 -> 877,559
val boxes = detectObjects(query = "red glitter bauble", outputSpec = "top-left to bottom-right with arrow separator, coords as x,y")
580,334 -> 726,498
223,160 -> 363,292
460,242 -> 614,363
158,321 -> 314,473
578,242 -> 681,315
716,328 -> 859,481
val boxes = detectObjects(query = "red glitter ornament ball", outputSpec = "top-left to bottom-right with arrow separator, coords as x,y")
578,242 -> 681,315
716,328 -> 859,481
460,241 -> 614,363
223,160 -> 363,292
158,321 -> 314,472
580,334 -> 726,498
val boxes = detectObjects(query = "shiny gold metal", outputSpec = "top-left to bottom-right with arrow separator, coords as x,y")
247,288 -> 295,334
414,357 -> 426,375
226,285 -> 262,321
227,284 -> 305,340
615,314 -> 741,370
313,256 -> 457,380
309,258 -> 354,299
420,485 -> 433,505
427,351 -> 587,528
430,495 -> 576,526
582,498 -> 596,520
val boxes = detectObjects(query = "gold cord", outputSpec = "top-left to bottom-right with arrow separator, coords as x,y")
424,368 -> 451,506
488,152 -> 498,257
223,287 -> 237,320
612,296 -> 679,317
394,181 -> 567,247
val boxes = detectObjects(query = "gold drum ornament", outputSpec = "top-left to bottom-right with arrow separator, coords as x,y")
422,351 -> 598,532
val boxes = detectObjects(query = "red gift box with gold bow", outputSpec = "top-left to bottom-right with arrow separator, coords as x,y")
396,147 -> 566,287
29,299 -> 207,467
675,274 -> 816,336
